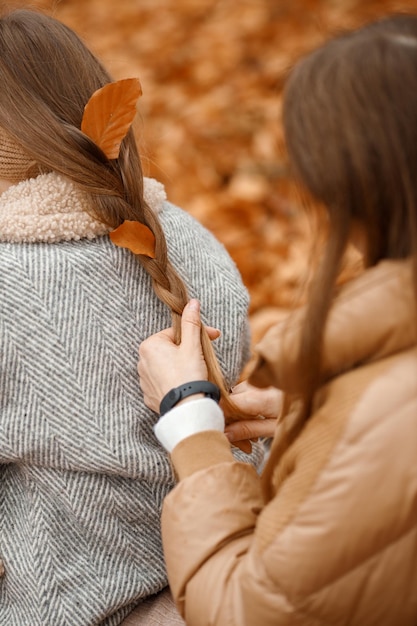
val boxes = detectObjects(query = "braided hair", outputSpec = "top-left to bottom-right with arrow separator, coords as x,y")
0,8 -> 239,414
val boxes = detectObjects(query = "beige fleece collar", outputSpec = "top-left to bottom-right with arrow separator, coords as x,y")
0,171 -> 166,243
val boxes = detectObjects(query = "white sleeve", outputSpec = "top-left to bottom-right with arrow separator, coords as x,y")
153,397 -> 225,453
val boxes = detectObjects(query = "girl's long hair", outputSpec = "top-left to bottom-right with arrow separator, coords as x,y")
0,9 -> 234,410
282,13 -> 417,420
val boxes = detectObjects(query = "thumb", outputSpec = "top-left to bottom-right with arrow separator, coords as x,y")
181,299 -> 203,350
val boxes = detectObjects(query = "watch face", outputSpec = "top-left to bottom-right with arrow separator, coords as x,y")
168,387 -> 181,404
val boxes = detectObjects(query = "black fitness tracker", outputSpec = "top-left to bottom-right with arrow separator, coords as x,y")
159,380 -> 221,416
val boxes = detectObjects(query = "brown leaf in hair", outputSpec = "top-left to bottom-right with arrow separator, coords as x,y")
81,78 -> 142,159
109,220 -> 156,258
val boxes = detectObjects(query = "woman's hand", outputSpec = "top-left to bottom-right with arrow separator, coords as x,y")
223,381 -> 281,446
138,299 -> 219,413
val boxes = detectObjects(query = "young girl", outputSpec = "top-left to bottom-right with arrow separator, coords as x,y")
0,8 -> 264,626
138,13 -> 417,626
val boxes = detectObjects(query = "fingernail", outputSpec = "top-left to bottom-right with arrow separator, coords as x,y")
188,299 -> 200,311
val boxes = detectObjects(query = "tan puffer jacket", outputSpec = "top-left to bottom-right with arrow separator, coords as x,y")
161,259 -> 417,626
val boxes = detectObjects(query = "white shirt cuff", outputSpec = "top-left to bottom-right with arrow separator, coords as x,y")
154,397 -> 225,453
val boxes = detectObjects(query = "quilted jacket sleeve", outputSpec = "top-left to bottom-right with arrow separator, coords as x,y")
161,431 -> 304,626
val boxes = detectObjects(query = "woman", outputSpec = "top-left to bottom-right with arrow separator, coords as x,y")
0,8 -> 264,625
138,14 -> 417,626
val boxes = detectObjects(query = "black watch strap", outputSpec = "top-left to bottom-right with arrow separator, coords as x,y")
159,380 -> 220,416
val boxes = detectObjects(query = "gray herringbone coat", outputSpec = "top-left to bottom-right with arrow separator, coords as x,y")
0,173 -> 261,625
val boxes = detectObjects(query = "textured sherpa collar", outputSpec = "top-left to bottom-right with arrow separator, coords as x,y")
0,171 -> 167,243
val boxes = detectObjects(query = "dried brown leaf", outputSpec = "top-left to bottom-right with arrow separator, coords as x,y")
109,220 -> 156,258
81,78 -> 142,159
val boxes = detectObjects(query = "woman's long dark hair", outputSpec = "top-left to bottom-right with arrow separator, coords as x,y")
283,13 -> 417,418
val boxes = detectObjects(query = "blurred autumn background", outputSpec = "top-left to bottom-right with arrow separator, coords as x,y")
8,0 -> 417,346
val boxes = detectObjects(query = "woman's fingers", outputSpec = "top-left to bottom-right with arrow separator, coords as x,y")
222,381 -> 282,420
225,418 -> 277,444
222,383 -> 279,448
204,326 -> 221,340
180,299 -> 204,351
181,300 -> 220,343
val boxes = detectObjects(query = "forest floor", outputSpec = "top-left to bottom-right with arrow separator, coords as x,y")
11,0 -> 417,343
